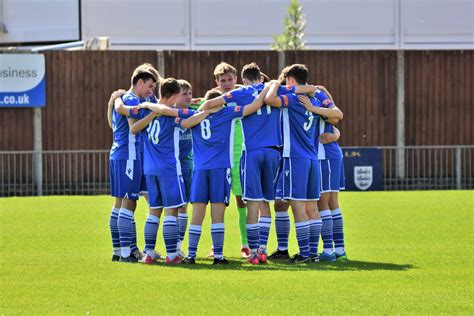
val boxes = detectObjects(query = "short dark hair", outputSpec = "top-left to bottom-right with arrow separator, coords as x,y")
131,69 -> 157,86
204,89 -> 222,100
278,66 -> 289,85
241,62 -> 261,82
160,78 -> 181,99
284,64 -> 308,85
260,72 -> 270,83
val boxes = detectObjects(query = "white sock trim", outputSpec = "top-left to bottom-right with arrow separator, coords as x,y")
211,223 -> 225,229
147,214 -> 160,223
189,224 -> 202,232
319,209 -> 331,217
119,208 -> 134,218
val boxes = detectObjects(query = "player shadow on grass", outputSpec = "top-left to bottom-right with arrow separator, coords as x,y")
143,258 -> 414,271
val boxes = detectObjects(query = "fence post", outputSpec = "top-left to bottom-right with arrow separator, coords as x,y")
396,50 -> 405,179
278,51 -> 285,72
33,107 -> 43,195
157,51 -> 165,77
456,146 -> 462,189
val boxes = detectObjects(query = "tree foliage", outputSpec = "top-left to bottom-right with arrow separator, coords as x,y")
272,0 -> 306,51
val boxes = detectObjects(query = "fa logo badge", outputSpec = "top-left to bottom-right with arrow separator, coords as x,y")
354,166 -> 373,190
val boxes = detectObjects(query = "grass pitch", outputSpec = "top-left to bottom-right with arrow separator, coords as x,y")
1,191 -> 473,314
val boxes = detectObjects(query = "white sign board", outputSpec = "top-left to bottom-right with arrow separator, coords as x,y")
0,54 -> 46,107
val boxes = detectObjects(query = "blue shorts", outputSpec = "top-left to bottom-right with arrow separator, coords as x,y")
191,168 -> 231,205
146,174 -> 187,209
275,170 -> 284,200
241,148 -> 280,202
319,158 -> 345,193
279,157 -> 320,201
110,159 -> 142,201
182,168 -> 193,201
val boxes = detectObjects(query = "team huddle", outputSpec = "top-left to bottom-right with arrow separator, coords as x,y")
107,61 -> 347,265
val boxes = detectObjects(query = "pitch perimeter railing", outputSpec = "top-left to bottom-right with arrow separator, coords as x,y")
0,146 -> 473,197
379,146 -> 473,190
0,150 -> 110,196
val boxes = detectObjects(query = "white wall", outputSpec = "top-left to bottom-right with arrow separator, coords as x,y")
1,0 -> 473,50
0,0 -> 79,44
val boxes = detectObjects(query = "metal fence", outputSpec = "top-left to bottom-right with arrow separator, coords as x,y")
0,150 -> 110,196
381,146 -> 473,190
0,146 -> 473,197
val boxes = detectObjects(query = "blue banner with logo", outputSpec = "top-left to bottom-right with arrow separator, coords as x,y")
343,147 -> 382,191
0,54 -> 46,107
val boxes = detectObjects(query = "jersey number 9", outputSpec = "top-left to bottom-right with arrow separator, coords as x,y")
303,111 -> 314,131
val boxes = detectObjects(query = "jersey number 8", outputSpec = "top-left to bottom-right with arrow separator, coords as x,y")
200,119 -> 211,140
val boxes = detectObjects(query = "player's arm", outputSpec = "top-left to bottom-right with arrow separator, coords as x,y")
298,95 -> 343,120
293,84 -> 317,95
316,86 -> 341,124
198,96 -> 226,111
189,97 -> 205,110
114,97 -> 137,116
264,81 -> 283,108
179,109 -> 217,128
325,117 -> 341,125
107,89 -> 126,128
139,102 -> 181,117
242,84 -> 271,116
128,112 -> 158,135
316,85 -> 335,104
319,126 -> 341,144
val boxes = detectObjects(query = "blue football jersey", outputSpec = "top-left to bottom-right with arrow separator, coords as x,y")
280,93 -> 321,160
110,91 -> 141,160
317,119 -> 343,160
130,108 -> 183,176
137,94 -> 158,156
314,89 -> 334,109
223,84 -> 296,150
313,89 -> 342,159
178,106 -> 245,171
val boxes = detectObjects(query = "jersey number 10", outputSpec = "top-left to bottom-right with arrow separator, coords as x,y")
147,119 -> 160,144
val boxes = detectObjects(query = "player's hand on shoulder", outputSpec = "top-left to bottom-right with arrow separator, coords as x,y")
315,85 -> 326,91
112,89 -> 126,100
319,132 -> 337,144
138,102 -> 150,109
191,98 -> 201,103
298,95 -> 312,109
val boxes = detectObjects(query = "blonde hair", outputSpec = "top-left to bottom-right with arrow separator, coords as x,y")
213,62 -> 237,79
